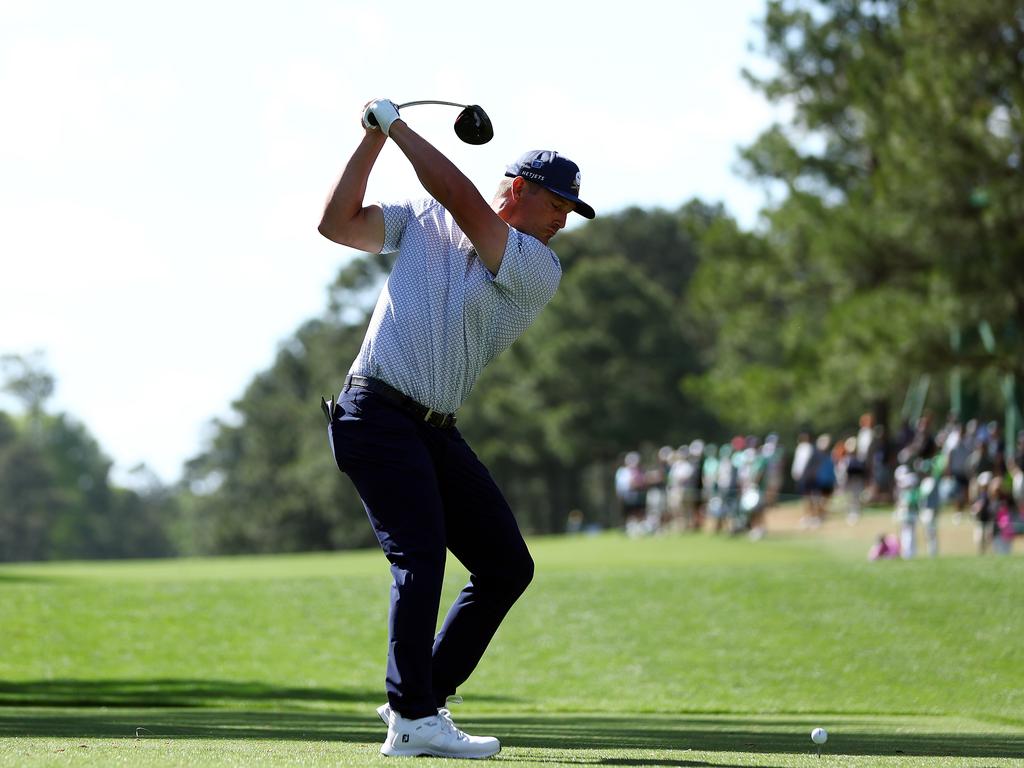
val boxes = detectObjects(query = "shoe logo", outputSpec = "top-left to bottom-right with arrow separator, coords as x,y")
401,735 -> 410,743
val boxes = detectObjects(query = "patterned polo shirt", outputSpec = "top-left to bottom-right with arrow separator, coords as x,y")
349,197 -> 562,414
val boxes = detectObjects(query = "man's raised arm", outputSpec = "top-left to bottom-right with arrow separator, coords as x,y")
318,117 -> 388,253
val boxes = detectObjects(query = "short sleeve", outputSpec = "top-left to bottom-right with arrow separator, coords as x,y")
491,228 -> 562,310
379,202 -> 412,254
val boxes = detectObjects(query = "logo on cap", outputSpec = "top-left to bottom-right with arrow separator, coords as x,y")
572,172 -> 581,194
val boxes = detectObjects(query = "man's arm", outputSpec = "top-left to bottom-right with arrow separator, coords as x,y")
386,119 -> 510,274
318,129 -> 388,253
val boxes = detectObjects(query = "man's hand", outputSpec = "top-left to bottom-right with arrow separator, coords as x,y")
362,99 -> 402,136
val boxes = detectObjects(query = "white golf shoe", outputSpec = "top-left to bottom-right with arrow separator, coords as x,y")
376,696 -> 459,727
379,706 -> 500,759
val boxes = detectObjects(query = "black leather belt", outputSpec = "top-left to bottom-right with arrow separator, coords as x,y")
344,374 -> 457,429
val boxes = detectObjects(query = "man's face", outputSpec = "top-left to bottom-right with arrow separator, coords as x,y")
510,180 -> 576,245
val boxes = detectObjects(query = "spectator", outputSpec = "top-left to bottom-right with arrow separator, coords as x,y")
803,434 -> 836,527
666,447 -> 687,531
711,443 -> 736,534
856,413 -> 875,468
791,432 -> 815,525
722,439 -> 745,532
643,446 -> 674,533
855,413 -> 881,502
686,439 -> 706,531
668,442 -> 703,532
918,456 -> 944,557
971,421 -> 998,478
702,443 -> 722,533
894,463 -> 920,558
870,423 -> 893,502
762,433 -> 785,511
991,473 -> 1016,556
898,412 -> 937,465
868,533 -> 901,561
740,436 -> 770,540
615,451 -> 647,536
993,494 -> 1016,555
791,432 -> 814,491
971,470 -> 996,554
945,421 -> 972,520
1011,432 -> 1024,512
842,435 -> 867,524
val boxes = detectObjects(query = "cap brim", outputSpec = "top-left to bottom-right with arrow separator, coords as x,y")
506,171 -> 596,219
545,187 -> 595,219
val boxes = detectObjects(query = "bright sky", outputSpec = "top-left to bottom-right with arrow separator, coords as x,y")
1,0 -> 782,484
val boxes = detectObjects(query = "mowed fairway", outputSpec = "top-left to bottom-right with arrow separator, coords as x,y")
1,511 -> 1021,767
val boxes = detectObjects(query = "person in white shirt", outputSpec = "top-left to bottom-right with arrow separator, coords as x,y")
318,99 -> 594,759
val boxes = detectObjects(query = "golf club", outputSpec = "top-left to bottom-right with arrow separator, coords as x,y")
367,100 -> 493,145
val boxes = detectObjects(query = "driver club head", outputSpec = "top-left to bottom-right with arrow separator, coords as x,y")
453,105 -> 493,145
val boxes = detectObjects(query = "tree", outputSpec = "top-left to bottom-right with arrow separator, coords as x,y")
0,352 -> 55,418
0,412 -> 59,561
180,252 -> 397,554
690,0 -> 1024,435
0,358 -> 178,561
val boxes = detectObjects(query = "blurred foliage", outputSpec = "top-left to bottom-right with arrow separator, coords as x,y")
688,0 -> 1024,433
0,354 -> 176,561
177,254 -> 396,555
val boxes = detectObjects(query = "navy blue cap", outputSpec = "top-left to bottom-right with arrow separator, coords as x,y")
505,150 -> 595,219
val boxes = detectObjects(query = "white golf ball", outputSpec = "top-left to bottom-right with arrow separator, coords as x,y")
811,727 -> 828,744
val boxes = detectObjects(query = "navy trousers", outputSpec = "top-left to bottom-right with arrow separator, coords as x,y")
328,385 -> 534,719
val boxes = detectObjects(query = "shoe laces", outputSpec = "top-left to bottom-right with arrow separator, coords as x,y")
436,697 -> 468,741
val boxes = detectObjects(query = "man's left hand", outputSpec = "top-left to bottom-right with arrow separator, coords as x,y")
362,99 -> 401,136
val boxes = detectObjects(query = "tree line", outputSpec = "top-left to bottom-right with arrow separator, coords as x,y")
0,353 -> 177,561
2,0 -> 1020,560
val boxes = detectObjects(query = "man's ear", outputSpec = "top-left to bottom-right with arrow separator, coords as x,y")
510,176 -> 527,200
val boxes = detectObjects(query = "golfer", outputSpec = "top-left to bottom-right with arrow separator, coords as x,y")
318,99 -> 594,758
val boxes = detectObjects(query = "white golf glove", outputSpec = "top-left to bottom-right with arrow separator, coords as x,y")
362,99 -> 401,136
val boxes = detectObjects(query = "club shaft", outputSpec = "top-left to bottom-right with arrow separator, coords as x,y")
398,100 -> 467,109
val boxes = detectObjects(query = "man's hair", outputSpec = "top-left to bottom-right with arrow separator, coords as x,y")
493,177 -> 542,203
493,178 -> 514,201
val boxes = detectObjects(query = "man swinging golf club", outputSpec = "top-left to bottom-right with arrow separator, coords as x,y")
318,98 -> 594,758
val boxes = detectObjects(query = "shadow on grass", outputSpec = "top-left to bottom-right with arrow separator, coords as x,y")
0,679 -> 518,709
1,706 -> 1021,762
0,679 -> 381,709
0,573 -> 64,584
0,708 -> 379,742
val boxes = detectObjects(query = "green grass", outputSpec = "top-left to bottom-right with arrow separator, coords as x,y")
1,524 -> 1021,766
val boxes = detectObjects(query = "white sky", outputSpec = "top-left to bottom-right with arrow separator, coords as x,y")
1,0 -> 782,484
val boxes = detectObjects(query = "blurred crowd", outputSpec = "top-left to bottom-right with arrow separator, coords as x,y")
613,434 -> 785,541
612,411 -> 1024,557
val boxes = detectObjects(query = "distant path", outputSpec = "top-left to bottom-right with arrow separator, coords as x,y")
759,499 -> 1000,557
